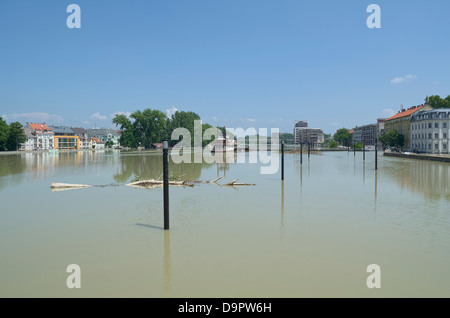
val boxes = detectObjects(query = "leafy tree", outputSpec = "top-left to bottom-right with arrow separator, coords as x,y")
201,123 -> 215,147
6,122 -> 26,151
166,111 -> 201,147
105,140 -> 114,148
131,109 -> 167,149
426,95 -> 450,109
279,133 -> 294,144
379,129 -> 405,150
113,109 -> 167,149
0,117 -> 9,151
333,128 -> 352,147
329,140 -> 338,148
352,142 -> 364,150
113,114 -> 136,148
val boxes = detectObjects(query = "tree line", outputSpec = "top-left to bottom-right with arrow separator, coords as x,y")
112,108 -> 223,149
0,118 -> 26,151
426,95 -> 450,109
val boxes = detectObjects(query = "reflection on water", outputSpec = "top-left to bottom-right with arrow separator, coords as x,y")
1,150 -> 450,297
113,151 -> 217,183
383,158 -> 450,201
163,231 -> 172,297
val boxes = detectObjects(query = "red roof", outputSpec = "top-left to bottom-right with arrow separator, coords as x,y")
91,137 -> 104,144
28,123 -> 53,133
348,129 -> 354,134
386,105 -> 424,121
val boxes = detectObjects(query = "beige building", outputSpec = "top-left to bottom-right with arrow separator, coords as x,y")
384,104 -> 433,151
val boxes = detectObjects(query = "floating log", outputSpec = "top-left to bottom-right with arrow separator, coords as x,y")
224,183 -> 256,186
50,183 -> 93,192
210,176 -> 222,183
223,178 -> 255,186
126,179 -> 194,188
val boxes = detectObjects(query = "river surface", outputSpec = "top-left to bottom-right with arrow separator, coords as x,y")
1,150 -> 449,297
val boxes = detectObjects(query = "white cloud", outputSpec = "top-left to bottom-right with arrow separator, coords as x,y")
1,114 -> 7,120
5,112 -> 64,123
390,74 -> 418,84
381,108 -> 396,117
212,116 -> 218,122
91,112 -> 107,120
240,118 -> 256,123
111,111 -> 132,118
166,106 -> 178,118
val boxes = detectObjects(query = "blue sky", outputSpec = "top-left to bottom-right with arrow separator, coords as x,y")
1,0 -> 449,134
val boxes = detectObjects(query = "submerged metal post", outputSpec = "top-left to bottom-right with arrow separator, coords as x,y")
375,138 -> 378,171
363,143 -> 365,161
300,142 -> 303,165
163,140 -> 169,230
308,142 -> 310,158
281,141 -> 284,181
353,142 -> 356,156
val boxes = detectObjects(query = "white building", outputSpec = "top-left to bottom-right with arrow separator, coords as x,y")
295,127 -> 324,145
294,121 -> 308,144
91,137 -> 105,149
20,127 -> 35,151
25,123 -> 54,150
411,109 -> 450,154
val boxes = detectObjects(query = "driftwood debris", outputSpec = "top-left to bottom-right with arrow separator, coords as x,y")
211,176 -> 223,183
223,178 -> 255,186
126,179 -> 194,188
50,182 -> 93,192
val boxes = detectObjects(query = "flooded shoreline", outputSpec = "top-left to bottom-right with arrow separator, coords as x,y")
1,151 -> 449,297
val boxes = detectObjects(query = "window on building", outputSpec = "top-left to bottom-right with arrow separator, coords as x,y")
435,144 -> 439,150
444,133 -> 448,139
428,144 -> 432,149
428,123 -> 432,128
435,122 -> 439,128
435,133 -> 439,139
444,123 -> 448,128
429,133 -> 432,139
444,144 -> 447,150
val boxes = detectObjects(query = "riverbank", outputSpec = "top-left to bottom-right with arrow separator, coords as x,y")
384,151 -> 450,163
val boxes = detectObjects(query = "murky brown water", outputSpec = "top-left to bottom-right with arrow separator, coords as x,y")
1,150 -> 449,297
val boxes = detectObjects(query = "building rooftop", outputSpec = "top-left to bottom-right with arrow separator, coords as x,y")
87,128 -> 120,137
48,125 -> 74,135
27,123 -> 53,133
71,127 -> 88,135
411,108 -> 450,121
385,105 -> 425,121
91,137 -> 105,144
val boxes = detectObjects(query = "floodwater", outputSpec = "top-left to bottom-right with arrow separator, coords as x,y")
0,150 -> 449,297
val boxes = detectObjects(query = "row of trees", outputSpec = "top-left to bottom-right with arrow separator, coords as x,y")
426,95 -> 450,109
112,108 -> 219,149
0,118 -> 26,151
332,127 -> 404,149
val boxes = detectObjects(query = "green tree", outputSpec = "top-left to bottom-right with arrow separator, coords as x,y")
166,111 -> 201,147
279,133 -> 294,144
131,109 -> 167,149
352,142 -> 364,150
0,118 -> 9,151
333,128 -> 352,147
201,123 -> 215,147
6,122 -> 26,151
113,114 -> 136,148
426,95 -> 450,109
105,140 -> 114,148
379,129 -> 405,150
329,140 -> 338,148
